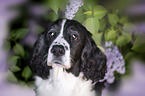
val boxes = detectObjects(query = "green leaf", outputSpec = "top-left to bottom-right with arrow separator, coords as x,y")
85,17 -> 99,34
22,66 -> 32,80
131,35 -> 145,52
123,23 -> 135,33
14,43 -> 25,57
125,52 -> 135,60
84,0 -> 96,10
59,0 -> 68,10
119,16 -> 128,24
16,28 -> 29,39
10,28 -> 28,40
116,35 -> 128,46
99,18 -> 106,31
46,11 -> 59,21
7,71 -> 17,82
84,5 -> 107,19
74,8 -> 84,23
8,56 -> 20,66
9,30 -> 17,40
94,5 -> 107,19
122,31 -> 132,42
47,0 -> 60,14
108,14 -> 119,26
105,29 -> 117,41
97,45 -> 105,52
10,66 -> 21,72
92,33 -> 103,45
3,40 -> 11,51
8,56 -> 21,72
116,32 -> 131,46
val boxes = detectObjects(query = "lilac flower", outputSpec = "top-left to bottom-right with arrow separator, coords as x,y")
65,0 -> 83,20
99,41 -> 125,83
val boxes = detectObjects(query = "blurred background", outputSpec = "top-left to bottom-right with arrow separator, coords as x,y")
0,0 -> 145,96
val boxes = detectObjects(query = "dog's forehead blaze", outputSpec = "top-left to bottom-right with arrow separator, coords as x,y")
52,19 -> 67,44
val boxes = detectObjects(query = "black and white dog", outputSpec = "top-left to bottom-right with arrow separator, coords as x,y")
30,19 -> 107,96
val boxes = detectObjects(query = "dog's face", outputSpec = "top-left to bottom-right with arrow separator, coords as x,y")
30,19 -> 106,81
46,19 -> 84,69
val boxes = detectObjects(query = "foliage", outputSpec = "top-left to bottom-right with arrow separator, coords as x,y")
6,26 -> 33,85
131,35 -> 145,52
6,0 -> 145,85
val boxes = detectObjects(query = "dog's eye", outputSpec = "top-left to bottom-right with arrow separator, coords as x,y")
71,34 -> 78,40
48,32 -> 55,37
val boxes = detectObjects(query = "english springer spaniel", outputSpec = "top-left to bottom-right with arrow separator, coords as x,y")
30,19 -> 107,96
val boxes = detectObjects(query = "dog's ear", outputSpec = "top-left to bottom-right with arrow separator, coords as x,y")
29,33 -> 50,79
81,31 -> 107,82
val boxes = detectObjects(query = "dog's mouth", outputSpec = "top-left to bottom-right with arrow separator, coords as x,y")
47,60 -> 70,69
48,60 -> 62,66
53,60 -> 62,65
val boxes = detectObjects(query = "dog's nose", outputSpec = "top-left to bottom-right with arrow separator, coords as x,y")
51,45 -> 65,56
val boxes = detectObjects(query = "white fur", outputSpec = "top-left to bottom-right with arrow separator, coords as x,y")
47,19 -> 71,69
35,67 -> 96,96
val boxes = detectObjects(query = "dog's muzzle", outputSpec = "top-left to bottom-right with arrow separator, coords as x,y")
47,44 -> 68,68
50,45 -> 65,65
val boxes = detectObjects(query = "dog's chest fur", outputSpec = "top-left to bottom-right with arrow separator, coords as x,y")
35,67 -> 95,96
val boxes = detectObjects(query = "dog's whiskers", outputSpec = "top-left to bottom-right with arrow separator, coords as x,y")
42,54 -> 48,64
70,55 -> 75,64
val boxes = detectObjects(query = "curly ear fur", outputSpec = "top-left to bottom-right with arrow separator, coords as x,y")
81,32 -> 107,82
29,33 -> 51,79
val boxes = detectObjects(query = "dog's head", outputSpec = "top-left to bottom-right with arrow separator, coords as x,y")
30,19 -> 106,82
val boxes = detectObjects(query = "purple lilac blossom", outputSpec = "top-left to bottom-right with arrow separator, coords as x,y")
65,0 -> 83,20
99,41 -> 125,83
